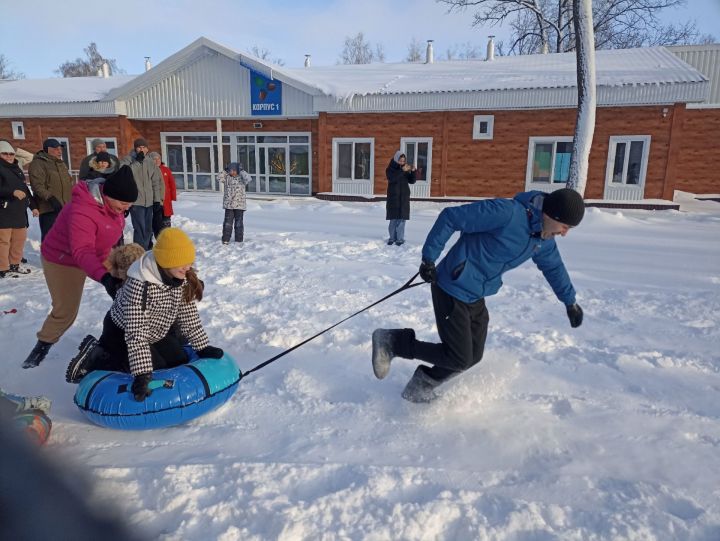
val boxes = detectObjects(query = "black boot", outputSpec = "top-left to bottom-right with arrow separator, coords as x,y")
23,341 -> 53,369
401,366 -> 443,403
371,328 -> 415,379
65,335 -> 102,383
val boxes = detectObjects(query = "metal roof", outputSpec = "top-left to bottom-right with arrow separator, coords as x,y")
668,44 -> 720,106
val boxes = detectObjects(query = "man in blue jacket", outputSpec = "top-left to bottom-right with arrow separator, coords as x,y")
371,188 -> 586,403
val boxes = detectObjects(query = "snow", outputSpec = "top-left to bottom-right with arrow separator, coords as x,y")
0,75 -> 137,104
2,192 -> 720,540
281,47 -> 705,100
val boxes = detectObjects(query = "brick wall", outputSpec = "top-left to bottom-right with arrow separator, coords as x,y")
674,108 -> 720,194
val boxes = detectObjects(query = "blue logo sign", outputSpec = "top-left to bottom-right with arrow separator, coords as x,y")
250,70 -> 282,116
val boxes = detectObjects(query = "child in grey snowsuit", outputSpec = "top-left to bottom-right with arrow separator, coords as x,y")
218,162 -> 251,244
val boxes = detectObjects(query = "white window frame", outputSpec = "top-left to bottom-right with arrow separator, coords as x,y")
48,137 -> 71,169
11,121 -> 25,140
400,137 -> 433,182
332,138 -> 374,183
85,137 -> 118,156
604,135 -> 651,188
525,136 -> 574,191
472,115 -> 494,140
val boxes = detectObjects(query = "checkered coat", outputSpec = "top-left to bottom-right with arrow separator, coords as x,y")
219,169 -> 251,210
110,252 -> 209,376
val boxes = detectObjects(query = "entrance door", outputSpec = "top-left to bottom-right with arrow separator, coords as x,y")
185,145 -> 215,190
259,145 -> 288,194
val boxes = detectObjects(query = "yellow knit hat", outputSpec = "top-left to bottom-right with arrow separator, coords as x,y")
153,228 -> 195,268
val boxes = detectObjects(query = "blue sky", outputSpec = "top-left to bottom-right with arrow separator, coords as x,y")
3,0 -> 718,78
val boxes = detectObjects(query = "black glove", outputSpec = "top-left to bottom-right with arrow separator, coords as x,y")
566,303 -> 584,328
136,151 -> 145,163
419,260 -> 437,284
100,272 -> 123,299
131,373 -> 153,402
197,345 -> 224,359
153,201 -> 162,211
48,196 -> 63,212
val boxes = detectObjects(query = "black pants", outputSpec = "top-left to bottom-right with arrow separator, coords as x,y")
95,312 -> 189,373
222,209 -> 245,242
411,284 -> 489,382
38,211 -> 59,241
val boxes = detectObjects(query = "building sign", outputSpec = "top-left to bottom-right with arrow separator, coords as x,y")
250,70 -> 282,116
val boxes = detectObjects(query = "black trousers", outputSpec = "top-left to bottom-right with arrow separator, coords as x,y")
95,312 -> 189,374
38,211 -> 59,241
411,284 -> 489,381
222,209 -> 245,242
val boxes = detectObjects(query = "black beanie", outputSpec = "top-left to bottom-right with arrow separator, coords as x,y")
542,188 -> 585,226
95,151 -> 112,164
103,165 -> 138,203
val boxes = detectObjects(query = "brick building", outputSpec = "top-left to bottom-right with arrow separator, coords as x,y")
1,38 -> 718,202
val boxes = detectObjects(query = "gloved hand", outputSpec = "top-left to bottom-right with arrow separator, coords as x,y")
153,201 -> 162,212
136,151 -> 145,163
197,345 -> 224,359
131,373 -> 153,402
100,272 -> 123,299
419,260 -> 437,284
566,303 -> 584,328
48,196 -> 63,212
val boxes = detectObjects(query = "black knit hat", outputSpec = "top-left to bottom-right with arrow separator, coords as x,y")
95,151 -> 112,164
543,188 -> 585,226
103,165 -> 138,203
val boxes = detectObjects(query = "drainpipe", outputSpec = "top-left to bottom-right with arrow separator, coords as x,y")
216,118 -> 224,190
426,40 -> 434,64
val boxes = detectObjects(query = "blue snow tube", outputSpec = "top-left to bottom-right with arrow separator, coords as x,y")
74,349 -> 241,430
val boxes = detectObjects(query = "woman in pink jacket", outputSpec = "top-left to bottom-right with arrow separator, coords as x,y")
23,166 -> 138,368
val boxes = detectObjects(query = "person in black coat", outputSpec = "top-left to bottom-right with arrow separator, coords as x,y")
385,150 -> 416,246
0,141 -> 38,278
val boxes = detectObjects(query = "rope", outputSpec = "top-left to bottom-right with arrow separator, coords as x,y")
242,273 -> 425,377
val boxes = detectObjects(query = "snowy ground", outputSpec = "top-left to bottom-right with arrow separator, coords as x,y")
2,192 -> 720,540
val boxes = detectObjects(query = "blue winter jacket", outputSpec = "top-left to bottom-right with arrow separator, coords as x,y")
421,191 -> 576,305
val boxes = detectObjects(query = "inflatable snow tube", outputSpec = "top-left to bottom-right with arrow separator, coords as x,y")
13,410 -> 52,445
74,351 -> 241,430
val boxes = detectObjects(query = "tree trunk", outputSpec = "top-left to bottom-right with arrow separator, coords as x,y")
567,0 -> 596,196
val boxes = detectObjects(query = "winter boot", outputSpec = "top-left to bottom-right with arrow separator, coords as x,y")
22,341 -> 53,369
0,390 -> 52,415
9,264 -> 30,275
65,335 -> 104,384
401,366 -> 444,403
371,328 -> 415,380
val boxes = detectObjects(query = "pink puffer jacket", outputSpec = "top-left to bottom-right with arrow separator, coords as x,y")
41,182 -> 125,282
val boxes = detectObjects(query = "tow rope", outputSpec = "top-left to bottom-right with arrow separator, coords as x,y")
242,273 -> 425,377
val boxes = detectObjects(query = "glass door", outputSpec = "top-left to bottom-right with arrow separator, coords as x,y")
259,145 -> 288,194
185,144 -> 215,190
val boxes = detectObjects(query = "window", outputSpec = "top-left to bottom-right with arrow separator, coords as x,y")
401,137 -> 432,182
606,136 -> 651,186
472,115 -> 494,140
85,137 -> 118,156
333,138 -> 374,182
11,121 -> 24,140
526,137 -> 574,186
48,137 -> 71,169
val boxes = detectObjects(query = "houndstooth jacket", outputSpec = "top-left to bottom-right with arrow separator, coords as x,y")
110,252 -> 209,376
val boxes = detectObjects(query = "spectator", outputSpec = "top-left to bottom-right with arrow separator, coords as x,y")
28,139 -> 73,241
22,166 -> 138,369
148,151 -> 176,234
385,150 -> 416,246
79,139 -> 119,180
0,141 -> 38,277
121,138 -> 163,249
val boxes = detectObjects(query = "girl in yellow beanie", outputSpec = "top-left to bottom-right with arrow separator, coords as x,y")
66,228 -> 224,401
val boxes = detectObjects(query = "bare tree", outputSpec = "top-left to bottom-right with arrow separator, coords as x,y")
0,54 -> 25,79
56,43 -> 122,77
339,32 -> 385,64
248,45 -> 285,66
406,38 -> 424,62
437,0 -> 715,54
567,0 -> 596,196
445,41 -> 486,60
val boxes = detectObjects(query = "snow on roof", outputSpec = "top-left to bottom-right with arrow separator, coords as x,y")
0,75 -> 137,104
281,47 -> 707,101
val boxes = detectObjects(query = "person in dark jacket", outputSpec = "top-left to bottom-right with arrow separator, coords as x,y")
371,188 -> 586,403
82,151 -> 118,181
79,139 -> 120,180
0,141 -> 38,278
385,150 -> 416,246
28,139 -> 74,241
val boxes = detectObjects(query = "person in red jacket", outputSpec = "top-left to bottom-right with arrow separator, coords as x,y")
149,152 -> 177,232
22,166 -> 138,368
